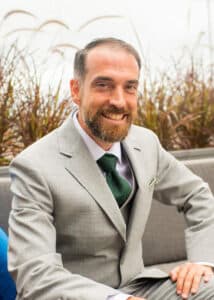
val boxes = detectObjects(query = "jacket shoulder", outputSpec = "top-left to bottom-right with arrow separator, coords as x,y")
129,124 -> 160,143
10,128 -> 58,166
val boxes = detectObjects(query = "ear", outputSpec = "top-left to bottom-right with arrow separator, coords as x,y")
70,79 -> 81,105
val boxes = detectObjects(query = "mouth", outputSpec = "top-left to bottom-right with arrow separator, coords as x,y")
102,112 -> 128,121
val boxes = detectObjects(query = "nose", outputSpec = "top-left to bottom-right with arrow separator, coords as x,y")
109,87 -> 126,108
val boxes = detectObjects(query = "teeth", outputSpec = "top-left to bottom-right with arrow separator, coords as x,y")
103,113 -> 124,120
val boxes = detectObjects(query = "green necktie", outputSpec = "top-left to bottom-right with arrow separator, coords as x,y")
97,154 -> 132,207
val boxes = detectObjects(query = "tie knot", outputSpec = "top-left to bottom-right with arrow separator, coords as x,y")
97,154 -> 117,173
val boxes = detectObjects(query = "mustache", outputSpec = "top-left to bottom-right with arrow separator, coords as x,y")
99,106 -> 130,115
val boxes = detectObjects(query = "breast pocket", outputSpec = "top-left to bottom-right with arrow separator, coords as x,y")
148,176 -> 158,189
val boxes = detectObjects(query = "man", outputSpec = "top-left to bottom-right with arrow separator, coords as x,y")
8,38 -> 214,300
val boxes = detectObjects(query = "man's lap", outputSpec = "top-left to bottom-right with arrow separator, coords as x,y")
121,275 -> 214,300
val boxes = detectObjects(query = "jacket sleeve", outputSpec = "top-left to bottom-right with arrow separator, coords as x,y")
8,155 -> 120,300
153,136 -> 214,264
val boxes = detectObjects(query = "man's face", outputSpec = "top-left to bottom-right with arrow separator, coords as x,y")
70,46 -> 139,149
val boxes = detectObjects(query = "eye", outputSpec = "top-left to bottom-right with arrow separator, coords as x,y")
125,84 -> 138,94
94,81 -> 113,91
97,82 -> 108,88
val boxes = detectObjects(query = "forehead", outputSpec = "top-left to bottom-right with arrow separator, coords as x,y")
84,46 -> 139,80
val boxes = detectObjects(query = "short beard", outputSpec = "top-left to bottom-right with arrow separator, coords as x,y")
84,106 -> 134,143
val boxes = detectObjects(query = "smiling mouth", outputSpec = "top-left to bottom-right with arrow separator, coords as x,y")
102,112 -> 128,121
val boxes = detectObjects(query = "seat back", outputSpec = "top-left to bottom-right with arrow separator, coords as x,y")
0,168 -> 12,233
143,151 -> 214,266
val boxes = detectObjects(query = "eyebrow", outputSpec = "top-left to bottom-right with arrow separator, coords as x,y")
92,76 -> 114,82
125,80 -> 139,85
92,76 -> 139,84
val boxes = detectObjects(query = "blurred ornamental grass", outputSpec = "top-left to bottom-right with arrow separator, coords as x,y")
0,45 -> 17,166
136,62 -> 214,150
0,45 -> 214,167
0,45 -> 213,167
0,44 -> 71,166
0,10 -> 213,166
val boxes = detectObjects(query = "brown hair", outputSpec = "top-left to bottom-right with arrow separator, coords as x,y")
73,37 -> 141,80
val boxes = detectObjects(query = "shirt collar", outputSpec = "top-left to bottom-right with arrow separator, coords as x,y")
73,111 -> 122,163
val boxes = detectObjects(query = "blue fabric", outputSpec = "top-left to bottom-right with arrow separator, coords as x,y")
0,228 -> 16,300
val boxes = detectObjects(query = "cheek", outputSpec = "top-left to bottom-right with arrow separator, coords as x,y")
128,98 -> 138,112
89,95 -> 107,109
81,97 -> 101,116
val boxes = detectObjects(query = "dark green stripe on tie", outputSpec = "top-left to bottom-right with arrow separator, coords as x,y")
97,154 -> 131,206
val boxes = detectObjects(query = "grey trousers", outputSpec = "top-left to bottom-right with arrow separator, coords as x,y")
121,276 -> 214,300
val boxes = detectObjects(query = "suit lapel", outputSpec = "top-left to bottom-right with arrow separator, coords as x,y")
122,133 -> 153,242
120,133 -> 155,283
57,115 -> 126,242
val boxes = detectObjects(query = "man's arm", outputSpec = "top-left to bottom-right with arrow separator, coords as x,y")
8,155 -> 121,300
153,136 -> 214,299
153,138 -> 214,262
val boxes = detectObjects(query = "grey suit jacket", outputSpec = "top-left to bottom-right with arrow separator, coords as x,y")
8,112 -> 214,300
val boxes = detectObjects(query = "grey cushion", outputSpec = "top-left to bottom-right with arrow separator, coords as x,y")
0,177 -> 12,233
186,159 -> 214,193
143,157 -> 214,266
143,200 -> 186,266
